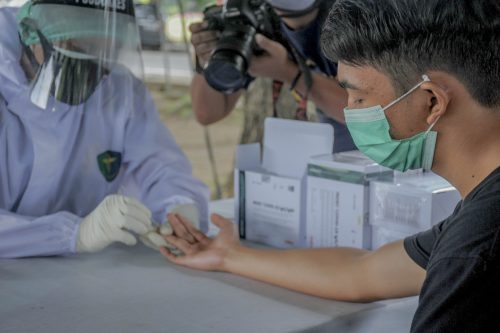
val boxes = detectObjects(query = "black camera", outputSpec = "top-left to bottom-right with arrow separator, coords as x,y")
202,0 -> 278,93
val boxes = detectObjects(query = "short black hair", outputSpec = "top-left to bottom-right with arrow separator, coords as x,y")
321,0 -> 500,108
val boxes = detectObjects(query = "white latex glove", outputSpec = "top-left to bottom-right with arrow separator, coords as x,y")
76,194 -> 153,253
140,203 -> 200,251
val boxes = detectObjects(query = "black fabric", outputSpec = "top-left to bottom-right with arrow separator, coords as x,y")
280,1 -> 337,78
404,167 -> 500,332
279,0 -> 356,153
32,0 -> 135,17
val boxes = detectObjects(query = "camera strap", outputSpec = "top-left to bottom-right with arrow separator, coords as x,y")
271,44 -> 313,121
272,80 -> 308,120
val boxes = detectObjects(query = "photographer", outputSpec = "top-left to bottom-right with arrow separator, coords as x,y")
190,0 -> 356,153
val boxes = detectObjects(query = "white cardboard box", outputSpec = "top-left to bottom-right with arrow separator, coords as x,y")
234,118 -> 334,248
306,151 -> 393,249
369,172 -> 461,237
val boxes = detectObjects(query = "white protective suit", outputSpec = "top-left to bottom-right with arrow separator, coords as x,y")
0,7 -> 209,258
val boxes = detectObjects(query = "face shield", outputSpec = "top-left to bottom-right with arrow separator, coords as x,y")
16,0 -> 144,111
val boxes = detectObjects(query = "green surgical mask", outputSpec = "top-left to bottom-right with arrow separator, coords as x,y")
344,75 -> 439,172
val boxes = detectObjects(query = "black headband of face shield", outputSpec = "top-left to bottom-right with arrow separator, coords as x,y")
30,0 -> 135,17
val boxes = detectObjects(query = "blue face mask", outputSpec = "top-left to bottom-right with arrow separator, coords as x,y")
344,75 -> 439,172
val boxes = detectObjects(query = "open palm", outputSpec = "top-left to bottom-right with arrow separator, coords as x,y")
160,213 -> 241,271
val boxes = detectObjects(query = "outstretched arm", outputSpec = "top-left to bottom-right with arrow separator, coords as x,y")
0,195 -> 155,258
0,209 -> 81,258
161,214 -> 425,302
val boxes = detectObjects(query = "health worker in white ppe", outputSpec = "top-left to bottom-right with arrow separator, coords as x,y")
0,0 -> 209,258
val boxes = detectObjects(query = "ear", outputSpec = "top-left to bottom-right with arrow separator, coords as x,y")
420,81 -> 450,125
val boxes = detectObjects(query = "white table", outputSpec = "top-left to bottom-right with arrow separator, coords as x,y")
0,200 -> 419,332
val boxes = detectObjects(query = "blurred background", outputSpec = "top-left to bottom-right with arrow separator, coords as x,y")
133,0 -> 243,201
0,0 -> 299,200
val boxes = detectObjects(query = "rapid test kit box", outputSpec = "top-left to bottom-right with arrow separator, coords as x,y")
234,118 -> 333,248
369,172 -> 461,249
306,151 -> 393,250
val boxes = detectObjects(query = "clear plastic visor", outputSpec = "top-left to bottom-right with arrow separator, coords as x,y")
19,3 -> 144,110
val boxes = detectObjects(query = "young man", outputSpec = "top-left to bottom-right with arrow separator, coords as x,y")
190,0 -> 357,153
0,0 -> 208,258
161,0 -> 500,331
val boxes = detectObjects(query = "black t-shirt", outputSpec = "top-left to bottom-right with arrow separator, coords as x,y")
404,167 -> 500,332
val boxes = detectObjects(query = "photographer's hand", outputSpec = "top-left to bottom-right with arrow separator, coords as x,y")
190,21 -> 220,68
249,34 -> 299,84
251,35 -> 348,124
190,21 -> 243,125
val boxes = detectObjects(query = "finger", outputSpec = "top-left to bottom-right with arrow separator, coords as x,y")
119,199 -> 153,233
168,214 -> 196,243
146,232 -> 174,249
141,233 -> 178,251
160,246 -> 177,260
182,220 -> 210,244
210,214 -> 234,229
170,247 -> 184,256
160,247 -> 186,263
189,21 -> 208,33
161,247 -> 197,266
164,235 -> 194,255
159,223 -> 173,236
122,216 -> 151,235
195,41 -> 217,57
191,30 -> 219,45
255,34 -> 275,52
170,204 -> 200,228
112,229 -> 137,247
140,234 -> 159,251
122,197 -> 152,221
196,52 -> 212,67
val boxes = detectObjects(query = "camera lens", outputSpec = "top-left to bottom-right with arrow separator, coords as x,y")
203,25 -> 257,93
204,52 -> 247,93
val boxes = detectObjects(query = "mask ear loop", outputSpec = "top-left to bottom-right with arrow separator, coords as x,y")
425,115 -> 440,134
418,75 -> 441,135
383,74 -> 431,111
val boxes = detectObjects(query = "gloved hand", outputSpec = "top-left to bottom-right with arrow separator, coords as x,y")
140,203 -> 200,251
76,194 -> 153,253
